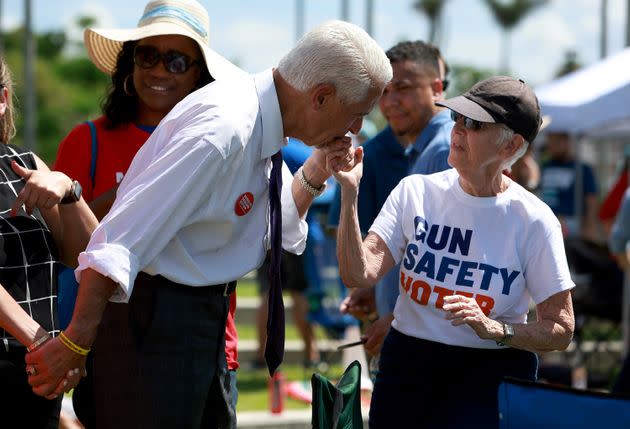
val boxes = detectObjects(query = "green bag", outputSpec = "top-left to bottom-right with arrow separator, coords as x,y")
311,360 -> 363,429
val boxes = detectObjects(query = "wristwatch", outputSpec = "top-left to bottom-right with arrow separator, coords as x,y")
60,180 -> 82,204
496,322 -> 514,346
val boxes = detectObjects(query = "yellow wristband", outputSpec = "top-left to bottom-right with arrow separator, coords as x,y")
58,331 -> 90,356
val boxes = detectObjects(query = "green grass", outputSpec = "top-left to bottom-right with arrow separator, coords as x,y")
235,275 -> 259,298
236,363 -> 346,412
234,273 -> 345,411
235,321 -> 330,342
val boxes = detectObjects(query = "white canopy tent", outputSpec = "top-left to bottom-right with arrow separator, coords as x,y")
536,49 -> 630,358
536,47 -> 630,136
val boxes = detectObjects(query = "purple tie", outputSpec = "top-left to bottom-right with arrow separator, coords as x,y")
265,151 -> 284,375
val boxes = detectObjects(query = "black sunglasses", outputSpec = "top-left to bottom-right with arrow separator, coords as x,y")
133,45 -> 200,74
451,111 -> 485,131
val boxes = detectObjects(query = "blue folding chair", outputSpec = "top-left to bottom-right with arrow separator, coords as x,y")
498,377 -> 630,429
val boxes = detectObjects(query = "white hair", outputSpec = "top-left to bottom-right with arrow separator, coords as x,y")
277,20 -> 392,104
495,124 -> 529,169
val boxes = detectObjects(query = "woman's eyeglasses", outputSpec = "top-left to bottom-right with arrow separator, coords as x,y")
133,45 -> 200,74
450,111 -> 485,131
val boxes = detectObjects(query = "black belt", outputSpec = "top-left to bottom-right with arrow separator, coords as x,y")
138,273 -> 237,297
208,281 -> 237,296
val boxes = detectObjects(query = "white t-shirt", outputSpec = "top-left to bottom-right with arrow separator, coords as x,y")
370,169 -> 574,349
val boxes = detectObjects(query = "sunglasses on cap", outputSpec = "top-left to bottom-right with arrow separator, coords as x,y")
133,45 -> 200,74
450,111 -> 485,131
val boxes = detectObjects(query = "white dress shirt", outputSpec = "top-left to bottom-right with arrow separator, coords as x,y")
76,69 -> 307,302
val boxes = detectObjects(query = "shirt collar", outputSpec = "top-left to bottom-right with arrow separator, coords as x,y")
412,109 -> 453,154
254,69 -> 286,160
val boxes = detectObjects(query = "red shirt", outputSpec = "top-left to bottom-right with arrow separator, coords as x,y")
54,116 -> 239,370
598,167 -> 628,222
53,117 -> 149,201
225,293 -> 239,369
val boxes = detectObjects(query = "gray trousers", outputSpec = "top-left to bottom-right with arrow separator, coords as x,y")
91,273 -> 236,429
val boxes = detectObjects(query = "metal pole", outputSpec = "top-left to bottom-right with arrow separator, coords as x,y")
600,0 -> 608,58
626,0 -> 630,46
572,134 -> 584,238
24,0 -> 36,151
341,0 -> 349,21
295,0 -> 305,43
365,0 -> 374,36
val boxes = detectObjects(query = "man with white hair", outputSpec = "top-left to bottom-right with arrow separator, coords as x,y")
27,20 -> 392,429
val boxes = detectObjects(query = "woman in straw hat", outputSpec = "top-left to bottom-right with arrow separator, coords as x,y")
53,0 -> 244,427
0,55 -> 97,428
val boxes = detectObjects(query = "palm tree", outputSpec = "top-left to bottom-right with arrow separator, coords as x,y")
483,0 -> 549,74
413,0 -> 448,45
555,50 -> 581,78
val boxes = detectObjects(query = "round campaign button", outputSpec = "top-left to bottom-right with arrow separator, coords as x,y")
235,192 -> 254,216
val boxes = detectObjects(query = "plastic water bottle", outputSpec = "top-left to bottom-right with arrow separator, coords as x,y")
269,371 -> 285,414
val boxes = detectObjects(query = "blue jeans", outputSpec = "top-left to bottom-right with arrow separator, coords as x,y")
229,369 -> 238,410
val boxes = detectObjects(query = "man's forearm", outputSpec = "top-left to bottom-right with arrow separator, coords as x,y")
291,156 -> 330,218
64,268 -> 118,348
57,199 -> 99,267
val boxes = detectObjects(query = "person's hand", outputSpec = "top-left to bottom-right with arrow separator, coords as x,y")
340,287 -> 377,322
442,295 -> 500,340
301,137 -> 354,188
25,336 -> 87,398
11,161 -> 73,215
310,136 -> 355,174
323,136 -> 356,173
331,146 -> 363,192
361,313 -> 394,355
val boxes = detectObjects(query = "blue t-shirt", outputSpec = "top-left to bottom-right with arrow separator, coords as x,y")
539,159 -> 598,217
282,138 -> 328,242
328,126 -> 409,233
408,109 -> 453,175
328,127 -> 410,315
328,118 -> 453,316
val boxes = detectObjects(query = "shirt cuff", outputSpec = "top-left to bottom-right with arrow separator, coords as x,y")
281,183 -> 308,255
76,243 -> 140,303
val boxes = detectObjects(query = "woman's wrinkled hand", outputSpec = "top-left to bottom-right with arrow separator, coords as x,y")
442,294 -> 500,340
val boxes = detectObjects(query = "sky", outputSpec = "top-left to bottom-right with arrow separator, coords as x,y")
3,0 -> 629,87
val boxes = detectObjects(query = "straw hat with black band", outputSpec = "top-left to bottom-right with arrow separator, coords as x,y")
84,0 -> 245,80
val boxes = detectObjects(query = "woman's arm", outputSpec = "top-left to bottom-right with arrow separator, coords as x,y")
443,289 -> 575,354
334,147 -> 395,288
0,283 -> 48,348
509,289 -> 574,353
88,185 -> 119,221
12,156 -> 98,267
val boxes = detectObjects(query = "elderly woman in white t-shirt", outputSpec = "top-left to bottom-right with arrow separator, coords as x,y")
335,76 -> 574,429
